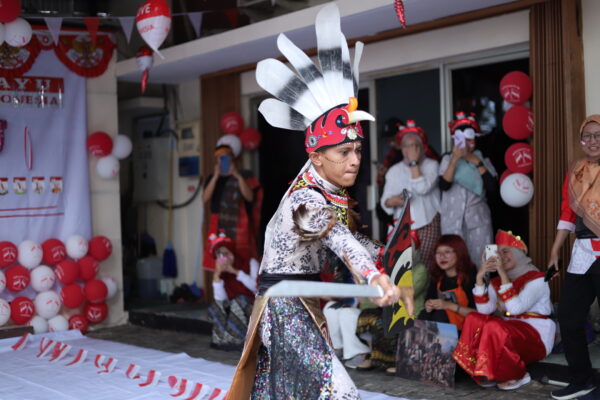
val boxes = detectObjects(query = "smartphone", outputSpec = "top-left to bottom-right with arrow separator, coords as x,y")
453,135 -> 466,150
545,260 -> 561,282
485,244 -> 498,260
219,154 -> 231,174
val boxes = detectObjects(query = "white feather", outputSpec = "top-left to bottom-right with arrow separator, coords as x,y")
256,58 -> 322,121
340,33 -> 355,100
352,41 -> 364,95
258,98 -> 311,131
277,33 -> 334,111
315,3 -> 345,105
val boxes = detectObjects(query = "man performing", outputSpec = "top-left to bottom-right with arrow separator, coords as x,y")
227,4 -> 413,399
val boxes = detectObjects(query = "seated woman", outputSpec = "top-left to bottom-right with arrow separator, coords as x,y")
453,230 -> 556,391
419,234 -> 476,331
207,231 -> 258,351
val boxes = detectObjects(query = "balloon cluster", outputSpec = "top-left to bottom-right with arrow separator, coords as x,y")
87,132 -> 133,179
219,111 -> 262,150
499,71 -> 534,208
0,235 -> 118,333
0,1 -> 33,48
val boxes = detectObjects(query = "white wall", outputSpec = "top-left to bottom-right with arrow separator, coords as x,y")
86,52 -> 127,327
582,0 -> 600,115
241,11 -> 530,95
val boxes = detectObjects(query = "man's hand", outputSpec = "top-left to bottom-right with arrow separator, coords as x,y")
370,274 -> 414,317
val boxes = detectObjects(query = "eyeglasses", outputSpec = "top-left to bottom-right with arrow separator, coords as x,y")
402,143 -> 421,149
581,133 -> 600,143
435,250 -> 455,258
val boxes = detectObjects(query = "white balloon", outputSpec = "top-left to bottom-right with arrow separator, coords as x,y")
29,315 -> 49,334
96,155 -> 120,179
31,265 -> 56,292
48,315 -> 69,332
500,173 -> 534,208
111,135 -> 133,159
66,235 -> 88,260
5,18 -> 32,47
0,299 -> 9,326
216,134 -> 242,158
0,270 -> 5,293
136,14 -> 171,55
0,23 -> 5,45
102,277 -> 118,300
35,291 -> 62,319
18,240 -> 43,269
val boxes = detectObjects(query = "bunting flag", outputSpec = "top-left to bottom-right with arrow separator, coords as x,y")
65,349 -> 87,366
94,354 -> 105,368
117,16 -> 136,43
208,388 -> 227,400
125,363 -> 141,379
37,338 -> 55,358
10,332 -> 31,351
83,17 -> 101,44
48,342 -> 71,362
97,357 -> 118,374
138,369 -> 161,387
183,383 -> 211,400
43,17 -> 63,45
187,12 -> 204,38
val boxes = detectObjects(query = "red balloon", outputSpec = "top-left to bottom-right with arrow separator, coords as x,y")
0,0 -> 21,23
55,259 -> 79,285
88,236 -> 112,261
85,302 -> 108,323
11,296 -> 34,325
78,256 -> 99,281
505,142 -> 533,174
500,169 -> 512,184
500,71 -> 532,105
87,131 -> 113,157
69,314 -> 89,333
42,238 -> 66,265
0,241 -> 17,267
239,128 -> 262,150
503,106 -> 533,140
84,279 -> 108,303
5,265 -> 29,292
220,112 -> 244,135
61,284 -> 84,309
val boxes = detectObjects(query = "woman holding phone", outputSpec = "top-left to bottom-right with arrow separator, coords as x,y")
453,230 -> 555,391
202,134 -> 263,272
438,111 -> 498,265
547,115 -> 600,400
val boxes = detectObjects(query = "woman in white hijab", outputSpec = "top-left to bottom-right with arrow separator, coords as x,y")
452,230 -> 555,391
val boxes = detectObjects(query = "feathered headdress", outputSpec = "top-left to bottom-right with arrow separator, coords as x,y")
207,230 -> 234,257
495,230 -> 528,252
256,3 -> 374,153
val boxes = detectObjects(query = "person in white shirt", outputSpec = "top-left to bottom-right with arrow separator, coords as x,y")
381,120 -> 441,269
206,231 -> 258,351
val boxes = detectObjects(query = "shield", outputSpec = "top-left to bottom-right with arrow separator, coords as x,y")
382,189 -> 414,336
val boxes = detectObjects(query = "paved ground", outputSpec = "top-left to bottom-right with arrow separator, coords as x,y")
88,323 -> 558,399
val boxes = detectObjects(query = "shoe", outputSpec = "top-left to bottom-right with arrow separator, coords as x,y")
344,353 -> 367,369
385,367 -> 396,376
497,373 -> 531,390
478,378 -> 497,388
355,358 -> 375,371
551,383 -> 596,400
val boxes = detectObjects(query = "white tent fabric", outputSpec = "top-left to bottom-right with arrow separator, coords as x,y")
0,330 -> 413,400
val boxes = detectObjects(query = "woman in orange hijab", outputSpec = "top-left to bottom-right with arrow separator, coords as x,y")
548,115 -> 600,400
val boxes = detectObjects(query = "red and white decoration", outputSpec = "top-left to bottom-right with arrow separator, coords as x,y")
500,71 -> 532,106
135,0 -> 172,58
500,172 -> 534,208
18,240 -> 43,269
220,112 -> 244,135
504,142 -> 533,174
30,265 -> 56,292
136,46 -> 154,94
503,105 -> 534,140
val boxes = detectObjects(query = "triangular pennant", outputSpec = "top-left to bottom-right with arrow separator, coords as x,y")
187,12 -> 203,38
224,9 -> 238,29
83,17 -> 101,45
117,16 -> 135,43
44,17 -> 63,45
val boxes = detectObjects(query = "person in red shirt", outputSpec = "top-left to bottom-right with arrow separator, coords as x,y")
548,115 -> 600,400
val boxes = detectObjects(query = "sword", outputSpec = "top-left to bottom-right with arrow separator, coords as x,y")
265,281 -> 384,298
